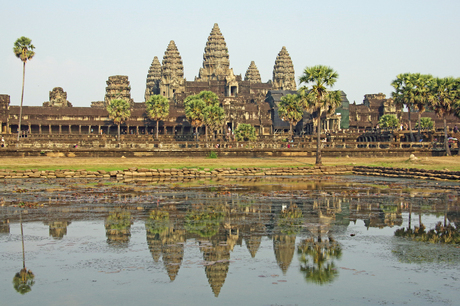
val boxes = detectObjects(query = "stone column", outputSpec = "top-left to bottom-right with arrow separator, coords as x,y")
59,125 -> 62,134
49,125 -> 52,134
69,125 -> 72,135
98,125 -> 101,135
79,125 -> 81,134
39,124 -> 42,134
136,126 -> 139,135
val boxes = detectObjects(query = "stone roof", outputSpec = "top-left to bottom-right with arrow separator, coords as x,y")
272,47 -> 296,91
145,56 -> 161,101
197,23 -> 231,81
244,61 -> 262,83
161,41 -> 184,81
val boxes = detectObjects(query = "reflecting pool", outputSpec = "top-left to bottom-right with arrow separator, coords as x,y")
1,176 -> 460,305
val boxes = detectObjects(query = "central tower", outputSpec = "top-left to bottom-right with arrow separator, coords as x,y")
197,23 -> 233,82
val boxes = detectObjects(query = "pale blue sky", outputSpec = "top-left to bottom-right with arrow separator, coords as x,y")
1,0 -> 459,107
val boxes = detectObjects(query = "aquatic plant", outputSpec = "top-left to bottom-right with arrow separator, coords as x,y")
277,205 -> 303,235
184,208 -> 225,238
145,210 -> 169,235
394,222 -> 460,244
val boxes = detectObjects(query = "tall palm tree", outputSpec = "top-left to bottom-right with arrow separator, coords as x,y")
106,99 -> 131,141
428,77 -> 457,156
198,91 -> 219,141
146,95 -> 170,140
298,65 -> 341,166
391,73 -> 416,142
278,94 -> 303,139
203,104 -> 226,141
411,73 -> 434,140
184,97 -> 206,141
13,37 -> 35,141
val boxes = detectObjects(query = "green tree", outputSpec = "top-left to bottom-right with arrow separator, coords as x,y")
391,73 -> 416,142
184,97 -> 206,141
378,114 -> 399,129
278,94 -> 303,138
298,65 -> 341,166
106,99 -> 131,141
411,73 -> 434,140
146,95 -> 170,140
13,37 -> 35,141
428,77 -> 458,156
203,104 -> 226,140
415,117 -> 434,130
235,123 -> 257,141
197,91 -> 220,140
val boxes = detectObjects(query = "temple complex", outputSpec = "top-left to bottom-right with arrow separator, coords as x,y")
1,23 -> 459,139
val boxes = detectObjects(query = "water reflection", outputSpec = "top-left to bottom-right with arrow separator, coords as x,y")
13,210 -> 35,295
2,176 -> 460,300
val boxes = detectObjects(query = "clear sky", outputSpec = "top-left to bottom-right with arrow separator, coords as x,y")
1,0 -> 459,107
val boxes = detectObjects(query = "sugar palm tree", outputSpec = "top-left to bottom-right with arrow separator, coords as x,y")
13,37 -> 35,141
198,91 -> 219,140
391,73 -> 416,142
203,104 -> 226,141
106,99 -> 131,141
278,94 -> 303,139
146,95 -> 169,140
411,73 -> 434,140
184,97 -> 206,141
428,77 -> 458,156
298,65 -> 341,166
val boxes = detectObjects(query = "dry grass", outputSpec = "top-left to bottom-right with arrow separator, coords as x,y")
0,155 -> 459,171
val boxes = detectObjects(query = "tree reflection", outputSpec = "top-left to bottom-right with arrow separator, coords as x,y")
297,237 -> 342,285
184,205 -> 225,238
105,209 -> 132,247
13,210 -> 35,294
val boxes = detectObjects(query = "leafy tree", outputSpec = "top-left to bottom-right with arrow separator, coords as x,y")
184,97 -> 206,141
197,91 -> 219,106
12,269 -> 35,295
278,94 -> 303,138
428,77 -> 458,156
411,73 -> 434,140
378,114 -> 399,129
415,117 -> 434,130
391,73 -> 416,142
203,104 -> 226,140
106,99 -> 131,140
235,123 -> 257,141
146,95 -> 169,140
298,65 -> 341,166
13,37 -> 35,141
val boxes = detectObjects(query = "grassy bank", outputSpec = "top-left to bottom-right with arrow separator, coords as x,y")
0,155 -> 459,172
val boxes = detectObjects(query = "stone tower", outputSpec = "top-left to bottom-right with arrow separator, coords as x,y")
244,61 -> 262,83
145,56 -> 162,101
43,87 -> 72,107
197,23 -> 232,81
272,46 -> 296,91
159,40 -> 185,99
104,75 -> 133,106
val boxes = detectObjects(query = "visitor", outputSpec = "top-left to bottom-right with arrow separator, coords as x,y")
454,125 -> 458,133
1,136 -> 4,147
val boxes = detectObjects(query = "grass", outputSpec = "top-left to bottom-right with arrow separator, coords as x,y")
0,155 -> 459,172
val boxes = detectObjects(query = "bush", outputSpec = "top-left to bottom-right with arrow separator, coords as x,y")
207,151 -> 218,159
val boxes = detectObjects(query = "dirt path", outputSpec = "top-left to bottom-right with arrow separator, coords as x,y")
0,155 -> 459,171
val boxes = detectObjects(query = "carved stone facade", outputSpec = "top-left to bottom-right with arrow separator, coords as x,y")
104,75 -> 133,106
272,46 -> 296,91
197,23 -> 231,82
159,41 -> 185,99
244,61 -> 262,84
145,56 -> 162,101
43,87 -> 72,107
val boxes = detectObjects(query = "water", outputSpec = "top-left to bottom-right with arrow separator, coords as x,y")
1,176 -> 459,305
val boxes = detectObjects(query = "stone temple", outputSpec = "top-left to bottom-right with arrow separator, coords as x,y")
3,23 -> 455,139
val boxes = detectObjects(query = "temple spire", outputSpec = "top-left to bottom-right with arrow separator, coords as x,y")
272,46 -> 296,90
145,56 -> 161,101
244,61 -> 262,83
197,23 -> 231,81
160,40 -> 185,98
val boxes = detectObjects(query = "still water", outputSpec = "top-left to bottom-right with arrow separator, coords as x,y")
1,176 -> 459,306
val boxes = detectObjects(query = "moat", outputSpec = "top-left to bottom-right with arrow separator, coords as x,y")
1,176 -> 459,305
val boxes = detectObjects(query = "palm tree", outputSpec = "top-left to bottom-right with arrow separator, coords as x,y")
106,99 -> 131,141
278,94 -> 303,139
203,104 -> 226,141
198,91 -> 219,141
184,97 -> 206,141
391,73 -> 416,142
13,37 -> 35,141
378,114 -> 399,129
146,95 -> 170,140
298,65 -> 341,166
411,73 -> 434,140
428,77 -> 458,156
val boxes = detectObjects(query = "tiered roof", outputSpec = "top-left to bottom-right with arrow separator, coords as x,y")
244,61 -> 262,83
272,46 -> 296,90
145,56 -> 161,101
161,41 -> 184,81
